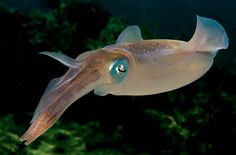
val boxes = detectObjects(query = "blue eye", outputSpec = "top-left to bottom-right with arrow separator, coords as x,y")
110,58 -> 128,82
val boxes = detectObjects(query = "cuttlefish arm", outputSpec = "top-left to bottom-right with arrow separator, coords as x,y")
20,49 -> 131,145
20,16 -> 228,144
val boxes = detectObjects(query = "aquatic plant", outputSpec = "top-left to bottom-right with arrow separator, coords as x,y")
84,16 -> 128,49
23,0 -> 110,54
0,115 -> 23,155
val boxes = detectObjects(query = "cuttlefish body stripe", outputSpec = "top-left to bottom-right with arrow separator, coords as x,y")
20,16 -> 229,144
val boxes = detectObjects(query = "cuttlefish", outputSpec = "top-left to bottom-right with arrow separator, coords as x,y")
20,16 -> 228,145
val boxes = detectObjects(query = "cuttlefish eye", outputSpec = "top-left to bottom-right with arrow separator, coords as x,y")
110,58 -> 128,82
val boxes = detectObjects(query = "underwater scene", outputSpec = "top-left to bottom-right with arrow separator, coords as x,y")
0,0 -> 235,154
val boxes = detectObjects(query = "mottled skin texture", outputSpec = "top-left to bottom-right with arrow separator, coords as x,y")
110,40 -> 186,65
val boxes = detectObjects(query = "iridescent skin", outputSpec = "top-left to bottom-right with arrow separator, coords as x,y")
20,16 -> 229,145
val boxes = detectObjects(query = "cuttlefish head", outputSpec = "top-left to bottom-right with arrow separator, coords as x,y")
20,46 -> 136,144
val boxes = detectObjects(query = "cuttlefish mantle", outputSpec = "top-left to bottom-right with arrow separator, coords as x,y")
20,15 -> 229,145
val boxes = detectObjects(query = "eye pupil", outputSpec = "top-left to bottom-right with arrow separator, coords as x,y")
118,65 -> 126,73
110,58 -> 128,82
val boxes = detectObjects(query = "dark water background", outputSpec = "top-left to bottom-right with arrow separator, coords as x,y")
1,0 -> 235,37
1,0 -> 235,69
0,0 -> 235,154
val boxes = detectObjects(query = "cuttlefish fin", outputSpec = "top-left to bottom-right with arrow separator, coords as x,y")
183,15 -> 229,55
145,15 -> 229,69
116,25 -> 143,44
39,51 -> 80,68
